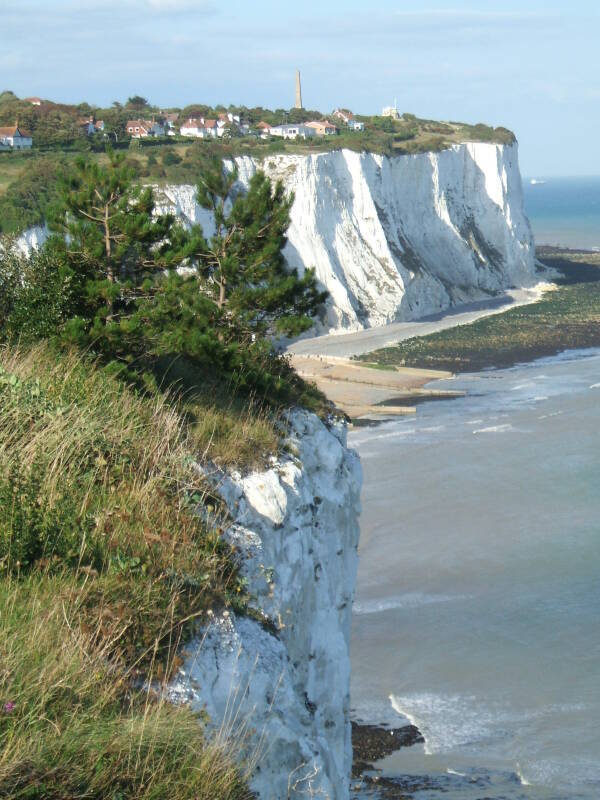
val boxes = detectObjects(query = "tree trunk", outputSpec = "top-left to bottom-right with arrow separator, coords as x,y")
104,204 -> 114,283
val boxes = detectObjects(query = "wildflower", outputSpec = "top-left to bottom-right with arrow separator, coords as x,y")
2,702 -> 15,714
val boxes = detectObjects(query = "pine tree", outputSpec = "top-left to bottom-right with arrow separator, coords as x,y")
195,159 -> 327,340
25,151 -> 326,400
46,148 -> 202,353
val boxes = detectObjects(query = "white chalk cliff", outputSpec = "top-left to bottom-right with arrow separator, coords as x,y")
156,142 -> 536,333
169,411 -> 361,799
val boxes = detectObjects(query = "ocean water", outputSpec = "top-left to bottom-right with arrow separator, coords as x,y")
524,176 -> 600,249
350,350 -> 600,799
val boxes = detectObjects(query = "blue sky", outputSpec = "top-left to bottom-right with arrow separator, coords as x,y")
3,0 -> 600,175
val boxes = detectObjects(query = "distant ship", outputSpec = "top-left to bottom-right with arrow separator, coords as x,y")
530,179 -> 546,185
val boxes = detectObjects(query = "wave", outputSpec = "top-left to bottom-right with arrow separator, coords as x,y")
511,382 -> 536,390
516,763 -> 533,786
538,410 -> 564,419
353,592 -> 468,615
473,423 -> 514,434
389,692 -> 511,756
590,383 -> 600,389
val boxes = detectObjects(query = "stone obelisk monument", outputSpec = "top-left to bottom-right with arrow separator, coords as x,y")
295,70 -> 303,109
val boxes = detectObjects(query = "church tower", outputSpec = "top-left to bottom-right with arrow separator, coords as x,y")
295,70 -> 303,109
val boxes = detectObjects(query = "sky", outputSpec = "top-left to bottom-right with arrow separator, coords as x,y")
3,0 -> 600,175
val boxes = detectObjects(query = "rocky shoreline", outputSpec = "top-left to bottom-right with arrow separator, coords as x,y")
351,721 -> 427,798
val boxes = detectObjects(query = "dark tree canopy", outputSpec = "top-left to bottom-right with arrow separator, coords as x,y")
126,96 -> 150,110
195,159 -> 327,338
3,149 -> 327,400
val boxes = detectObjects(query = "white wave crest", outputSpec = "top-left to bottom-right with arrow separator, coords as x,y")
353,592 -> 468,615
473,424 -> 514,434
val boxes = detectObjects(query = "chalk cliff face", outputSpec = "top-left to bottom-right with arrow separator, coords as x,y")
157,142 -> 536,332
169,411 -> 362,799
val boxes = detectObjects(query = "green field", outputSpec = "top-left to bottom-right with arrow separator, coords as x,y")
357,250 -> 600,372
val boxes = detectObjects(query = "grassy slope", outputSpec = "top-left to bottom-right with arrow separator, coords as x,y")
357,251 -> 600,372
0,343 -> 288,798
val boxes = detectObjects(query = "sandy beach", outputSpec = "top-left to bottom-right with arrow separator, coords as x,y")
290,355 -> 460,419
290,284 -> 551,419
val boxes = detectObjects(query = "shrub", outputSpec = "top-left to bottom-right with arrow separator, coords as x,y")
0,240 -> 83,341
162,150 -> 182,166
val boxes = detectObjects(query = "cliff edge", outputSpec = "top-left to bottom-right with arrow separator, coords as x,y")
159,142 -> 536,334
169,410 -> 362,799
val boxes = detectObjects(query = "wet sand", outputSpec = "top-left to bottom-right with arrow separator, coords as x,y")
290,355 -> 461,419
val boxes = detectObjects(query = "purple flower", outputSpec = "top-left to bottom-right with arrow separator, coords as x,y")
2,702 -> 15,714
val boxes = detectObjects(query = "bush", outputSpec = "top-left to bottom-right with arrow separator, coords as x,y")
162,149 -> 182,166
0,240 -> 83,341
0,458 -> 86,572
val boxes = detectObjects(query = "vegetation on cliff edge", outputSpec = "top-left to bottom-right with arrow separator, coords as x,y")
0,152 -> 328,797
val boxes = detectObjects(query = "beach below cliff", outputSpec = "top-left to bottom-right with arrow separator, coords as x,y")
289,283 -> 549,359
289,280 -> 552,420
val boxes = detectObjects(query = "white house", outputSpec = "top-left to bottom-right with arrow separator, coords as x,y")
348,119 -> 364,131
24,96 -> 42,106
269,123 -> 316,140
216,113 -> 248,137
162,113 -> 179,136
0,125 -> 32,149
179,117 -> 218,138
126,119 -> 165,138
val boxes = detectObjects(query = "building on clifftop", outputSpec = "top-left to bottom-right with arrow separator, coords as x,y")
0,124 -> 32,149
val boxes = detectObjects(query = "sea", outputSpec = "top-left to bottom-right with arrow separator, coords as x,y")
350,350 -> 600,799
523,176 -> 600,249
350,179 -> 600,798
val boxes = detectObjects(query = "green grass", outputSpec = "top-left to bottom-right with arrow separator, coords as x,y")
0,343 -> 272,664
0,574 -> 253,799
357,252 -> 600,372
0,342 -> 300,796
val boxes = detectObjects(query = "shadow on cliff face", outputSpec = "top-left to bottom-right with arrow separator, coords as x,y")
284,152 -> 394,330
